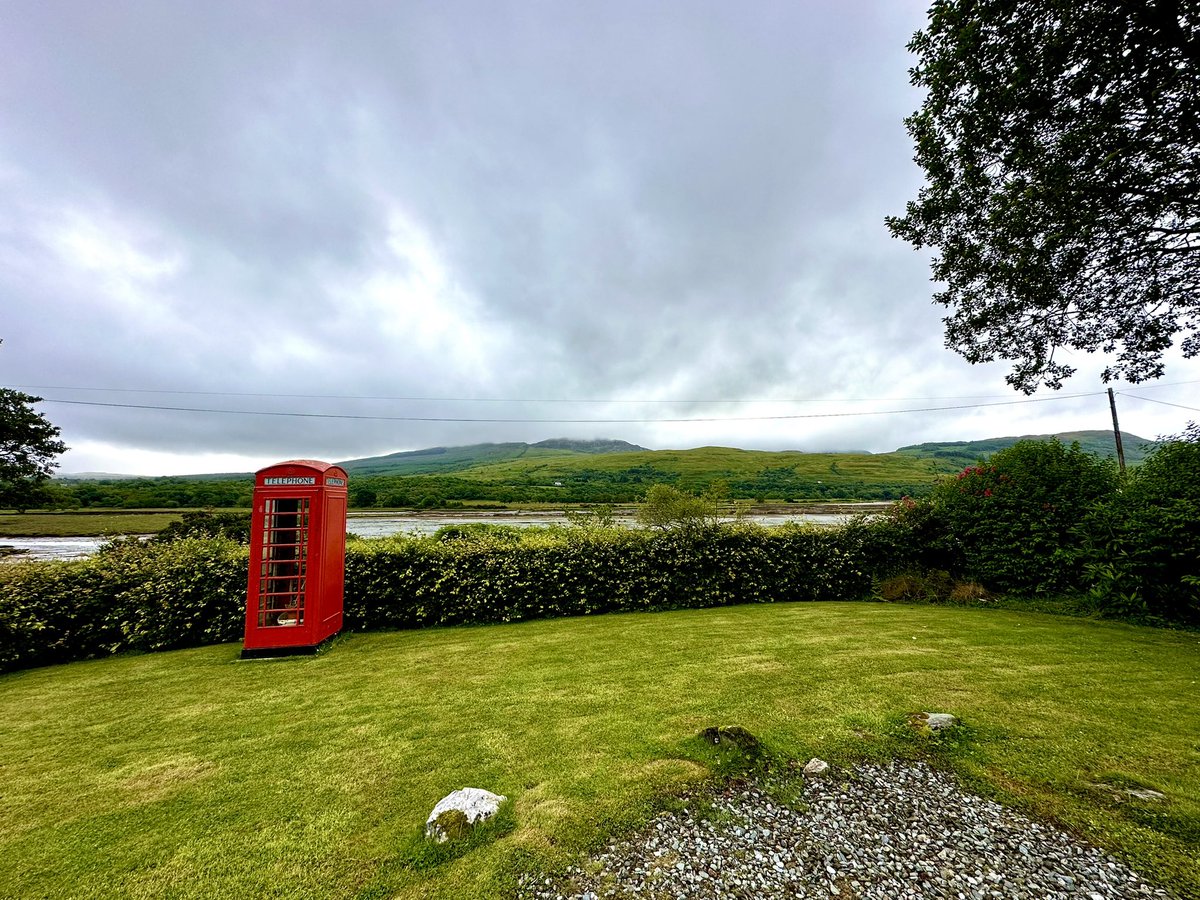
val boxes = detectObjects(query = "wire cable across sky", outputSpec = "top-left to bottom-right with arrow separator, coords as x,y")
36,391 -> 1112,424
14,379 -> 1198,407
1120,394 -> 1200,414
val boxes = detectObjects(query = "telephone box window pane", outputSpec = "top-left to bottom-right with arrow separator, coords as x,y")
258,497 -> 309,626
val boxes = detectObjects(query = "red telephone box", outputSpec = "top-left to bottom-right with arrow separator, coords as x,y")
242,460 -> 348,658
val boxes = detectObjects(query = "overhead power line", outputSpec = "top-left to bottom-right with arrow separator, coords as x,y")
10,378 -> 1199,405
15,382 -> 1191,404
1119,393 -> 1200,414
37,392 -> 1102,424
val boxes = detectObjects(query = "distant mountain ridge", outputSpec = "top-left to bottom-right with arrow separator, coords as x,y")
57,432 -> 1150,483
336,438 -> 647,477
895,429 -> 1153,468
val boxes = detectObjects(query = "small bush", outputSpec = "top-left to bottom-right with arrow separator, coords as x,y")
948,581 -> 993,604
878,572 -> 925,602
432,523 -> 522,543
877,569 -> 952,602
153,509 -> 252,544
635,484 -> 720,531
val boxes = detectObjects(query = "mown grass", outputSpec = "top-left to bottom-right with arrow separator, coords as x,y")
1,603 -> 1196,899
0,512 -> 183,537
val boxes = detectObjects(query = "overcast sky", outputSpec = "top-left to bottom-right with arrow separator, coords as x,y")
3,1 -> 1197,476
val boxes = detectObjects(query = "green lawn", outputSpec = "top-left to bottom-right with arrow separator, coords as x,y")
1,603 -> 1197,899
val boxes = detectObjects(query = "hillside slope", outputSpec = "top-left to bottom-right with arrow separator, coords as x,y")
895,429 -> 1152,468
49,432 -> 1154,507
347,444 -> 964,503
337,438 -> 646,477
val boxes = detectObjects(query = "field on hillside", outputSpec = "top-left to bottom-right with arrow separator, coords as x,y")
0,511 -> 183,537
42,446 -> 960,509
461,446 -> 956,484
355,445 -> 965,503
1,603 -> 1196,899
896,430 -> 1153,468
339,443 -> 578,477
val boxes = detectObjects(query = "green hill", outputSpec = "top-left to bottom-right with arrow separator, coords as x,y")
345,431 -> 1156,505
347,444 -> 962,504
895,429 -> 1153,469
337,438 -> 646,477
50,432 -> 1155,508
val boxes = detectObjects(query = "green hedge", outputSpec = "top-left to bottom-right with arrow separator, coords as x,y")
343,519 -> 909,630
0,520 -> 913,673
0,536 -> 250,673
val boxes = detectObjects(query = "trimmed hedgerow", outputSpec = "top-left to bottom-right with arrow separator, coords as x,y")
0,535 -> 250,673
342,519 -> 910,631
0,519 -> 915,673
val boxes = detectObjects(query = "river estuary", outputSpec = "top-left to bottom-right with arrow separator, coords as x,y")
2,505 -> 879,561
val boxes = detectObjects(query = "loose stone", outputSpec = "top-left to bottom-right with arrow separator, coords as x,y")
803,757 -> 830,776
515,761 -> 1177,899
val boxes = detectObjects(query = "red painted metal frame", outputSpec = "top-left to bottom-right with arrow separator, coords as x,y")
243,459 -> 347,655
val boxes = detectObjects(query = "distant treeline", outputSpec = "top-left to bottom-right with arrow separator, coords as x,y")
44,478 -> 254,510
347,469 -> 930,507
44,469 -> 934,510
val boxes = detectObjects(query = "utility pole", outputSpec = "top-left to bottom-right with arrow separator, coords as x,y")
1108,388 -> 1127,476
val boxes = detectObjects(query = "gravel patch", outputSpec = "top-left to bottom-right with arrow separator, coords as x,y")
516,761 -> 1175,899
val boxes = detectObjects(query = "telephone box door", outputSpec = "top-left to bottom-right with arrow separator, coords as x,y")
243,460 -> 347,656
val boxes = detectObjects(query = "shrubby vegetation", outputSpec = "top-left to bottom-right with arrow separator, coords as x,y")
635,484 -> 723,531
152,509 -> 252,543
1082,423 -> 1200,624
903,440 -> 1119,593
0,536 -> 248,672
887,432 -> 1200,625
344,517 -> 910,633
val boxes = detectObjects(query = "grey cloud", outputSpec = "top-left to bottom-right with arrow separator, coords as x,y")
3,1 -> 1195,474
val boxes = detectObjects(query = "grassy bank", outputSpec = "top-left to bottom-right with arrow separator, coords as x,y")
0,511 -> 184,537
1,603 -> 1196,899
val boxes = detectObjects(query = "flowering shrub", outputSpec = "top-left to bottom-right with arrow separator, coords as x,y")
920,440 -> 1118,593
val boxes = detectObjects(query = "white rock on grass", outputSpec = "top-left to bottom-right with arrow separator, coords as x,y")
911,711 -> 959,731
425,787 -> 507,843
803,758 -> 829,776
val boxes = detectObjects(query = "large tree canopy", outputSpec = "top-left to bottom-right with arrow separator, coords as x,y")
887,0 -> 1199,392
